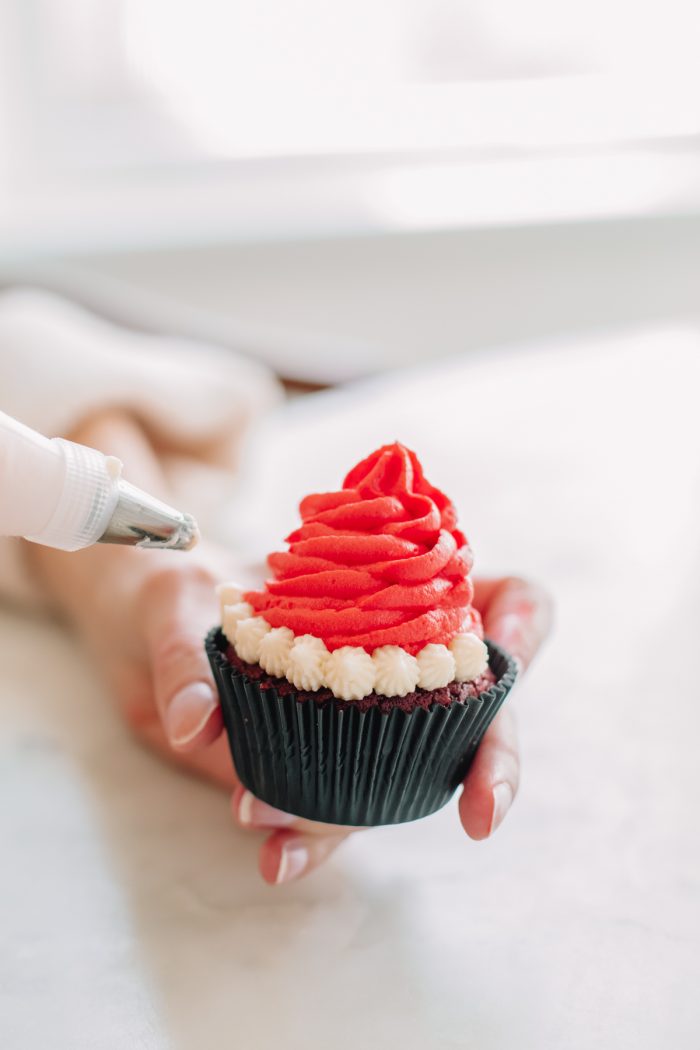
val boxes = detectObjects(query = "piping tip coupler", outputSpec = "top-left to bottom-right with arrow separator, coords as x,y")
99,479 -> 199,550
1,415 -> 199,554
28,436 -> 199,553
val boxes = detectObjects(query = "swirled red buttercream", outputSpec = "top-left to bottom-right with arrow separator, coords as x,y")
244,443 -> 482,653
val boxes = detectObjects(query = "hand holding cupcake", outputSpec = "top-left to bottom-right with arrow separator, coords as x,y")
208,444 -> 532,826
22,408 -> 550,886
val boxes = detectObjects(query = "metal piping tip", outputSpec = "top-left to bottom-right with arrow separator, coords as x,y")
98,480 -> 200,551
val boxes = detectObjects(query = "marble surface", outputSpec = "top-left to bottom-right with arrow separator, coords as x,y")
2,327 -> 700,1049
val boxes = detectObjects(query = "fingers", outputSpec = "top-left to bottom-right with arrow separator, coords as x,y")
140,565 -> 224,752
456,576 -> 547,840
232,786 -> 361,836
473,576 -> 553,671
457,575 -> 549,835
259,831 -> 349,885
231,786 -> 356,883
458,707 -> 519,839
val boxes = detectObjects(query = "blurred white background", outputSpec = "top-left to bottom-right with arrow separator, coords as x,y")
1,0 -> 699,379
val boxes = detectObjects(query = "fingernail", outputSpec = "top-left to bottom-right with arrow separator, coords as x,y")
166,682 -> 218,747
275,843 -> 309,884
236,790 -> 296,828
489,782 -> 514,835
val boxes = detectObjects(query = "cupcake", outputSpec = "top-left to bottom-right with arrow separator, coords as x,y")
206,443 -> 517,825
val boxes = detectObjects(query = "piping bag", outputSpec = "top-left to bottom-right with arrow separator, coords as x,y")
0,411 -> 199,552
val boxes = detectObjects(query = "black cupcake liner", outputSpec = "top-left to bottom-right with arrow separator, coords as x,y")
205,627 -> 518,826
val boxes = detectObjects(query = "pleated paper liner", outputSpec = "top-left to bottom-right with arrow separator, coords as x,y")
205,627 -> 518,826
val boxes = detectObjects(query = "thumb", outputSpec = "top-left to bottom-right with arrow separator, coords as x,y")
474,576 -> 553,672
140,565 -> 223,752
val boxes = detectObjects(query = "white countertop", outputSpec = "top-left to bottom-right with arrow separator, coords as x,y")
2,327 -> 699,1049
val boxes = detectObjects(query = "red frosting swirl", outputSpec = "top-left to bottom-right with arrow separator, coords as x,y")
245,443 -> 482,653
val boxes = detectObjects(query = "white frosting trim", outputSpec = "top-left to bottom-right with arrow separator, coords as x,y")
325,647 -> 376,702
449,632 -> 489,681
286,634 -> 329,691
372,645 -> 420,697
216,581 -> 244,616
416,644 -> 456,689
234,616 -> 271,663
258,626 -> 295,678
221,604 -> 490,701
222,601 -> 254,641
